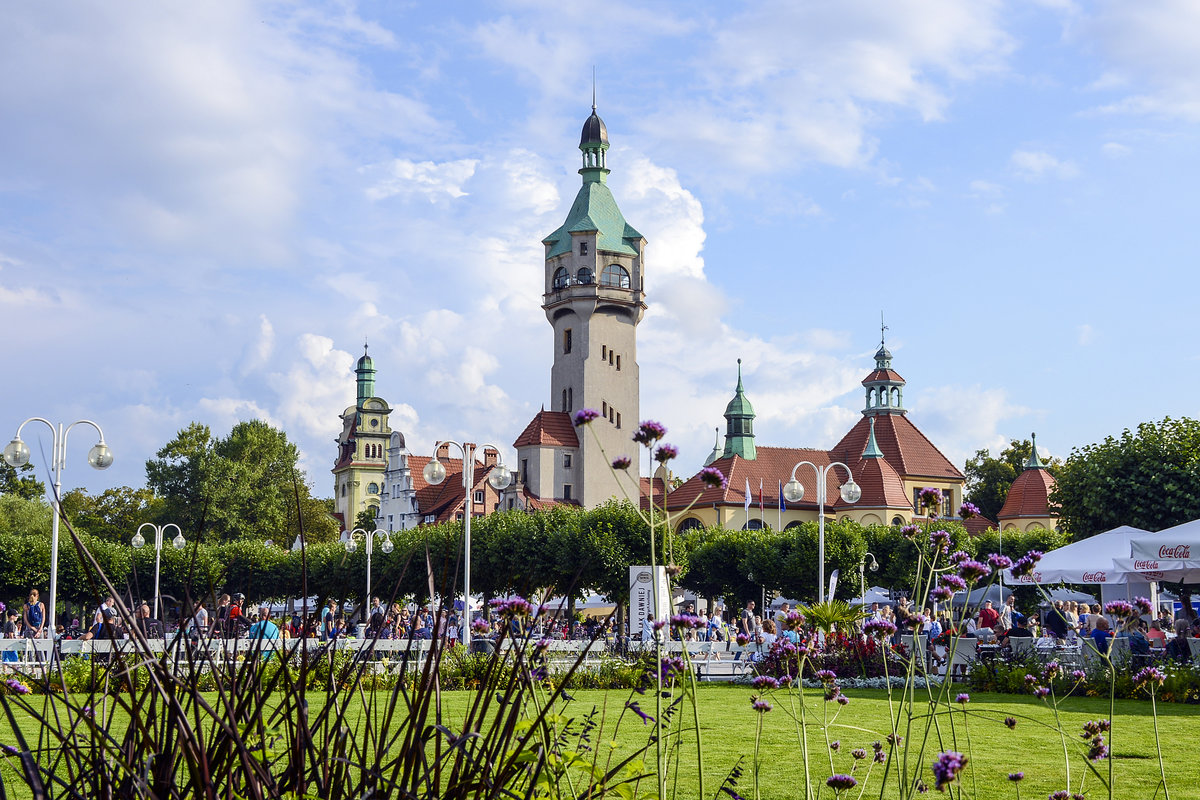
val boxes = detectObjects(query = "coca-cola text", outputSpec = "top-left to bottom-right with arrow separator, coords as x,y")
1159,545 -> 1192,559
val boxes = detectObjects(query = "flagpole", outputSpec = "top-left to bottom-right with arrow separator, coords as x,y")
759,479 -> 765,529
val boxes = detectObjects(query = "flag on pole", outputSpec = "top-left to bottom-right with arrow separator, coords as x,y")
759,478 -> 765,527
744,478 -> 752,525
777,479 -> 784,531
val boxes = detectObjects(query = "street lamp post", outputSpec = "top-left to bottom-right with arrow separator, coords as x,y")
4,418 -> 112,639
859,551 -> 878,609
422,441 -> 512,651
132,522 -> 186,623
783,460 -> 861,603
344,528 -> 393,623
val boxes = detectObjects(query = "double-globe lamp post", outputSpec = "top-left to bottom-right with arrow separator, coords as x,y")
132,522 -> 186,624
344,527 -> 394,623
422,441 -> 512,652
4,418 -> 113,640
782,460 -> 861,603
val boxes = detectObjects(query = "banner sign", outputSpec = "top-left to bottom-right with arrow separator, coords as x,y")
629,566 -> 670,640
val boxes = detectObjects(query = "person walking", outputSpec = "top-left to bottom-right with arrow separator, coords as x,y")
740,601 -> 756,637
22,589 -> 46,640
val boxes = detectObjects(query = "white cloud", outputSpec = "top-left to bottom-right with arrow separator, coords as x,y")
1077,323 -> 1095,345
910,385 -> 1029,468
1101,141 -> 1131,157
363,158 -> 479,202
968,179 -> 1004,197
642,0 -> 1013,173
1080,0 -> 1200,120
1009,149 -> 1080,181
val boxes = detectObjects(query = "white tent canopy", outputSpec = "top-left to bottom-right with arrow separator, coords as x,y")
1004,525 -> 1152,585
1112,558 -> 1200,584
1130,518 -> 1200,561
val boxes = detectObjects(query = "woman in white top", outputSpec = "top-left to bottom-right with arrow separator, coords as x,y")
188,600 -> 209,638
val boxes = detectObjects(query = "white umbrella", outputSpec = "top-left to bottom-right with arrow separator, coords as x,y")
1111,557 -> 1200,584
1005,525 -> 1151,585
1129,519 -> 1200,561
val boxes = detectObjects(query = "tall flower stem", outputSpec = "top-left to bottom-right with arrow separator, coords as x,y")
647,444 -> 665,800
1150,686 -> 1169,800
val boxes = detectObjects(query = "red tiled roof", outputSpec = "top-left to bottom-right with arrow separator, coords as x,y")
665,447 -> 839,512
520,486 -> 581,510
640,476 -> 668,511
830,415 -> 963,481
964,515 -> 996,536
861,369 -> 906,385
835,456 -> 909,509
997,467 -> 1057,520
513,410 -> 579,448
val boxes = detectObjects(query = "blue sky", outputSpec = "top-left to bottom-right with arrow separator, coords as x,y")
2,1 -> 1198,498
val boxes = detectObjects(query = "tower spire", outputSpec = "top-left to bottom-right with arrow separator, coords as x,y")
1025,432 -> 1046,469
704,426 -> 723,466
862,416 -> 884,458
722,359 -> 757,460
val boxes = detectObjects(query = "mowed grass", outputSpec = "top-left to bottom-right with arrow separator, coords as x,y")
2,683 -> 1199,799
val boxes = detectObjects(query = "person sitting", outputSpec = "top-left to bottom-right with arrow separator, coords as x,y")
1147,619 -> 1167,648
1002,613 -> 1034,648
1166,619 -> 1192,663
1121,618 -> 1151,666
1088,616 -> 1113,655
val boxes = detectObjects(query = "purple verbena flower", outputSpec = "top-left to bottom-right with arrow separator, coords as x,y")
573,408 -> 600,426
987,554 -> 1013,570
1105,600 -> 1135,618
949,550 -> 971,565
1008,772 -> 1024,782
671,614 -> 702,629
863,618 -> 897,638
471,618 -> 490,634
900,524 -> 922,540
959,501 -> 981,520
654,444 -> 678,463
955,693 -> 970,704
830,740 -> 841,751
930,586 -> 953,602
699,466 -> 728,489
956,560 -> 991,583
917,487 -> 943,512
929,530 -> 952,553
940,574 -> 968,593
836,694 -> 850,706
1050,792 -> 1071,800
1033,686 -> 1050,699
1071,670 -> 1087,681
632,420 -> 667,445
931,751 -> 967,792
612,455 -> 632,470
852,748 -> 867,760
1010,550 -> 1043,579
826,774 -> 857,792
1134,666 -> 1166,687
1043,660 -> 1061,680
1087,735 -> 1109,761
751,698 -> 772,713
1133,596 -> 1153,616
1004,716 -> 1017,729
735,633 -> 749,646
815,669 -> 838,683
751,675 -> 780,690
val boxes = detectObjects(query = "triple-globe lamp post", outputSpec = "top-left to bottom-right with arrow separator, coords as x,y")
422,441 -> 512,651
132,522 -> 186,624
782,460 -> 861,603
343,527 -> 394,623
4,418 -> 113,640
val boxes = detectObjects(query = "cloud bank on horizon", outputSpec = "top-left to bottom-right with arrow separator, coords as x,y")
2,1 -> 1198,498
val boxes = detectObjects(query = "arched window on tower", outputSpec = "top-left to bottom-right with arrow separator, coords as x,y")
577,267 -> 593,284
600,264 -> 631,289
553,267 -> 571,289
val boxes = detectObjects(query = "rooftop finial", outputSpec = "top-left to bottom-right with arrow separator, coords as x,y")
363,339 -> 369,355
1025,432 -> 1046,469
880,311 -> 888,350
592,67 -> 596,111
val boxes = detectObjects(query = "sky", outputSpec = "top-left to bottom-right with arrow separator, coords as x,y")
2,1 -> 1199,500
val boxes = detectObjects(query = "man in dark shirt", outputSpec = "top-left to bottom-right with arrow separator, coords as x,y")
1043,602 -> 1069,639
1001,613 -> 1033,647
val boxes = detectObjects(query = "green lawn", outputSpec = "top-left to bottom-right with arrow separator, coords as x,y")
3,684 -> 1198,799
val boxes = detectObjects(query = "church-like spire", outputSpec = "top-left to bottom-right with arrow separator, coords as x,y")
862,320 -> 906,417
578,89 -> 610,180
722,359 -> 757,460
355,342 -> 376,406
1025,432 -> 1046,470
862,417 -> 884,458
704,427 -> 722,466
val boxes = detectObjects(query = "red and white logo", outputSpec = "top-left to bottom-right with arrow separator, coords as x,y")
1159,545 -> 1191,559
1144,572 -> 1164,581
1134,560 -> 1160,571
1081,571 -> 1107,583
1018,572 -> 1042,584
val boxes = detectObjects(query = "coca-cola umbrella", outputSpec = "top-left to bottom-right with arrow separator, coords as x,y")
1004,525 -> 1152,585
1129,518 -> 1200,562
951,583 -> 1012,609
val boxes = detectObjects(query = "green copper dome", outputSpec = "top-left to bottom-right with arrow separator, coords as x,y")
722,359 -> 756,460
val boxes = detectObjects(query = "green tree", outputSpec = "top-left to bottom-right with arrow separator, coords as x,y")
1050,417 -> 1200,538
964,438 -> 1061,522
60,486 -> 163,544
146,421 -> 338,544
0,461 -> 44,500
